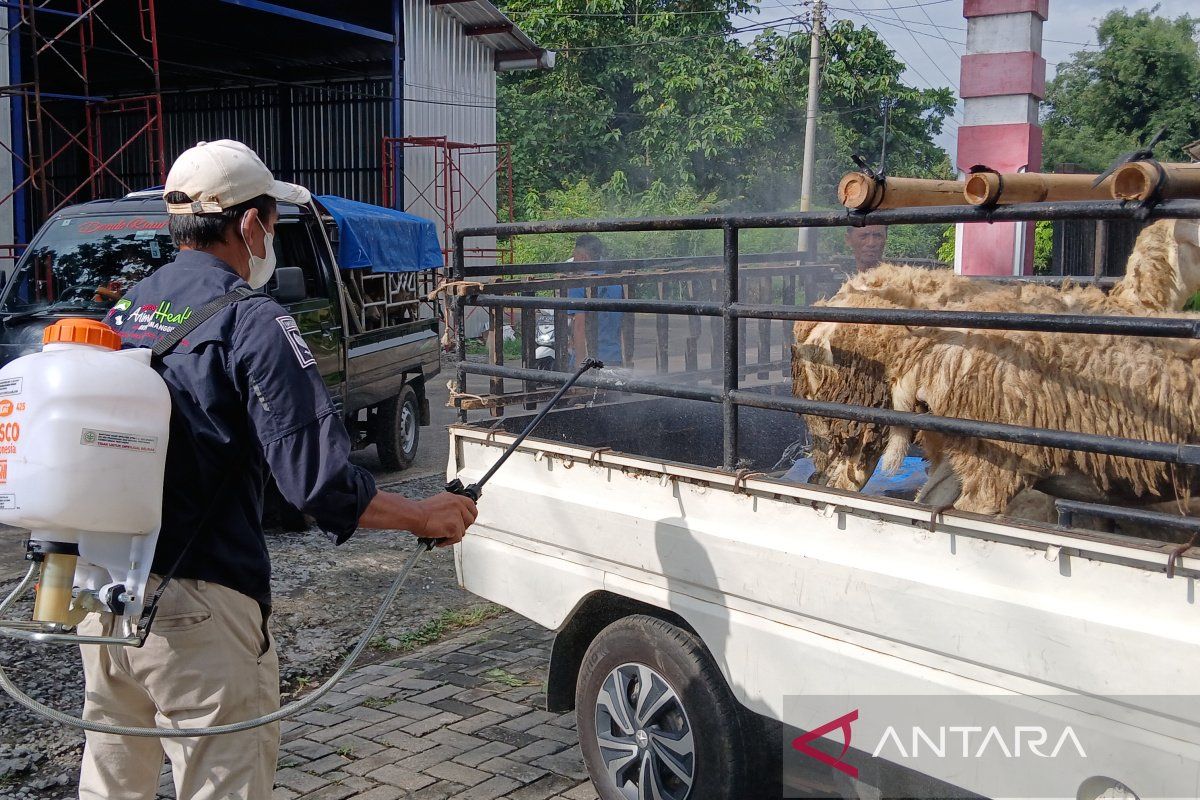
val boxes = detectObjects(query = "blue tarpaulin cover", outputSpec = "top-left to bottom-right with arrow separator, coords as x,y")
784,456 -> 930,499
317,195 -> 443,272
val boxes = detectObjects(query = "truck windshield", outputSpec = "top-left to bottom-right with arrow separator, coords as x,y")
1,213 -> 177,314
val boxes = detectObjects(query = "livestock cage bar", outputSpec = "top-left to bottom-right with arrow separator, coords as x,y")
450,199 -> 1200,475
458,250 -> 848,413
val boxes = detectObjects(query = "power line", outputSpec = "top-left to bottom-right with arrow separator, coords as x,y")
830,2 -> 961,129
845,0 -> 955,7
550,14 -> 804,51
833,6 -> 963,48
880,0 -> 961,88
504,1 -> 808,16
914,0 -> 965,60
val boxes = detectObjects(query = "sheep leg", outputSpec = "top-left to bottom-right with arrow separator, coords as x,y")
951,455 -> 1027,516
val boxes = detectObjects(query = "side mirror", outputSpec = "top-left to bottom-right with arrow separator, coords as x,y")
270,266 -> 306,304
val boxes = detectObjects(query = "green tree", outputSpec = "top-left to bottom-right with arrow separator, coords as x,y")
1043,7 -> 1200,171
497,3 -> 955,211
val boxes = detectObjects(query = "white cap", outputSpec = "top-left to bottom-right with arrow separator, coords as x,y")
164,139 -> 310,215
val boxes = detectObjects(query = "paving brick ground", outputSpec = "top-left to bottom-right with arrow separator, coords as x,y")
151,613 -> 597,800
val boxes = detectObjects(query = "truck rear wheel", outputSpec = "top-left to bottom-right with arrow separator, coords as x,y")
376,384 -> 420,471
576,615 -> 754,800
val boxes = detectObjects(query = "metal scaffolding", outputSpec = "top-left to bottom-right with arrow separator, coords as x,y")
0,0 -> 165,255
383,135 -> 513,266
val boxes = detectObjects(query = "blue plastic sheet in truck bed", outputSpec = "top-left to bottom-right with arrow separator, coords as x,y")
317,195 -> 443,272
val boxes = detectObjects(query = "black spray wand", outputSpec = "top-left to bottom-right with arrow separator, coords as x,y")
419,357 -> 604,548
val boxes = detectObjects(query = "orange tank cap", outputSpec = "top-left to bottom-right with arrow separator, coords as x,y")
42,318 -> 122,351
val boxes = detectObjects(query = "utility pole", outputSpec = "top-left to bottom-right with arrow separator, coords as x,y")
797,0 -> 823,255
879,98 -> 892,173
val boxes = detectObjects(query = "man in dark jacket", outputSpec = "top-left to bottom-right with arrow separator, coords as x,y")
79,139 -> 476,800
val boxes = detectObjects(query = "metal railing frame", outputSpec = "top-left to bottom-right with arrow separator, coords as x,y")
452,199 -> 1200,472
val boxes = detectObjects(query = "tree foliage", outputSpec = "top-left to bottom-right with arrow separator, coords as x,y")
498,1 -> 955,214
1043,7 -> 1200,171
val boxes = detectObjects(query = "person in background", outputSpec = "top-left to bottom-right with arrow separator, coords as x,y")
846,225 -> 888,272
568,234 -> 624,366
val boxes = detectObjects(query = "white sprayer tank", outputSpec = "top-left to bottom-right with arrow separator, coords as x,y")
0,318 -> 170,629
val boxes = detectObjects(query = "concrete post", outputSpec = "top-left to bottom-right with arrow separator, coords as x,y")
955,0 -> 1048,275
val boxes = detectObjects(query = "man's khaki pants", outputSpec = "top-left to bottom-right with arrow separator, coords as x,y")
77,577 -> 280,800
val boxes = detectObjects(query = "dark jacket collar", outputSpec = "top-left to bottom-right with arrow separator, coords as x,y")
171,248 -> 243,278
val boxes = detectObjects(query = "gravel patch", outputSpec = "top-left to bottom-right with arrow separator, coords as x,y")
0,473 -> 480,799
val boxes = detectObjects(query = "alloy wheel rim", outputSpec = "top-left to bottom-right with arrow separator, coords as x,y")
594,662 -> 694,800
400,402 -> 417,452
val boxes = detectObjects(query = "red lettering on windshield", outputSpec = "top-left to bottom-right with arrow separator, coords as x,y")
77,217 -> 168,235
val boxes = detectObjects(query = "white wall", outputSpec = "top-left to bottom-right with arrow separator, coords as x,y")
403,0 -> 500,337
403,0 -> 499,256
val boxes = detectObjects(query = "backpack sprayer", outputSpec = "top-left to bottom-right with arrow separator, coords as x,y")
0,319 -> 601,737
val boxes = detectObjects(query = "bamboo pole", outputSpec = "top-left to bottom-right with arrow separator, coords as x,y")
963,172 -> 1112,206
838,171 -> 968,211
1110,161 -> 1200,202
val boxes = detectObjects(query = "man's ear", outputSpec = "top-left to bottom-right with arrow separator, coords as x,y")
241,207 -> 267,247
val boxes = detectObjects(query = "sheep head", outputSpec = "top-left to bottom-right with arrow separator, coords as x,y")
1172,218 -> 1200,302
791,317 -> 893,492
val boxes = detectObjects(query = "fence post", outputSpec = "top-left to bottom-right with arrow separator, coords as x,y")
454,233 -> 467,423
723,224 -> 739,470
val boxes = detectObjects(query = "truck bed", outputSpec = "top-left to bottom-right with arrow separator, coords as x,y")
480,393 -> 805,469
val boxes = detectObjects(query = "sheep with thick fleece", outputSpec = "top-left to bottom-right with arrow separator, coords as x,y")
832,218 -> 1200,315
790,217 -> 1200,511
792,292 -> 1200,517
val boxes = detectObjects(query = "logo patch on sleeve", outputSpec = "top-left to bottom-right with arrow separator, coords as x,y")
276,316 -> 317,369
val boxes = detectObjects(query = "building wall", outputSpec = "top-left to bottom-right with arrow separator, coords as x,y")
402,0 -> 499,258
66,0 -> 501,255
0,16 -> 13,254
163,81 -> 393,205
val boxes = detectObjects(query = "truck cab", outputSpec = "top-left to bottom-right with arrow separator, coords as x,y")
0,190 -> 442,477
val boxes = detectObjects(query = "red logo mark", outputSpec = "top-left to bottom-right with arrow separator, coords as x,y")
791,709 -> 859,779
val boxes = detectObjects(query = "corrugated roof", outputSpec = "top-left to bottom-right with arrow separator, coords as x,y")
428,0 -> 555,70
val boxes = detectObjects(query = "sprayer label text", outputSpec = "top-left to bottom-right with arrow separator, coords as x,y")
0,378 -> 22,397
0,423 -> 20,444
80,428 -> 158,453
0,494 -> 17,510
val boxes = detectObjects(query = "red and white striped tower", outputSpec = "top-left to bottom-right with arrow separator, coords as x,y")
955,0 -> 1048,275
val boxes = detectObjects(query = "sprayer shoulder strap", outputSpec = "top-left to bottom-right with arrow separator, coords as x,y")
151,286 -> 269,361
136,286 -> 269,638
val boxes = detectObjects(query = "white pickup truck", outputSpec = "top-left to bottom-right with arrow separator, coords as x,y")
447,397 -> 1199,800
446,200 -> 1200,800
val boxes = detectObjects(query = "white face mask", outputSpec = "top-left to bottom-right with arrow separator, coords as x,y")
242,217 -> 276,289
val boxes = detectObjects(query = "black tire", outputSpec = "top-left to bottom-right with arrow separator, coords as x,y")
376,384 -> 420,471
576,615 -> 756,800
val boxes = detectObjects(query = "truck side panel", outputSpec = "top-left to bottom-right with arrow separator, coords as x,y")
450,430 -> 1200,796
346,322 -> 439,412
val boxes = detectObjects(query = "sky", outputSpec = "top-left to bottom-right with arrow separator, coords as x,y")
746,0 -> 1196,160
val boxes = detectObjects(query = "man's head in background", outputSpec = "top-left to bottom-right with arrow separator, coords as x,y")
573,234 -> 606,264
846,225 -> 887,272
